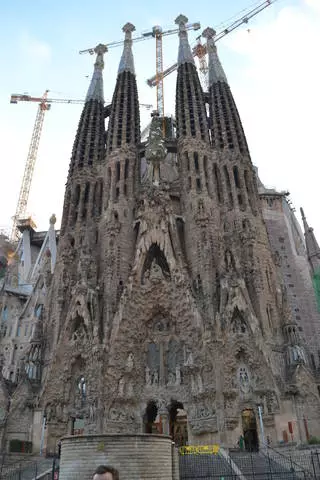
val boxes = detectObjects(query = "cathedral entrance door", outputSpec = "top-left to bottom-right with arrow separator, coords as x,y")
169,401 -> 188,447
144,400 -> 163,434
241,409 -> 259,452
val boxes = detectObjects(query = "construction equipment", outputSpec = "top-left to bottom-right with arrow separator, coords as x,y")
9,90 -> 83,242
80,21 -> 200,120
10,91 -> 152,242
147,0 -> 277,90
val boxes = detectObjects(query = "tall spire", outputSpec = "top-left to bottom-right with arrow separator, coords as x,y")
118,23 -> 135,75
107,22 -> 140,153
204,26 -> 249,156
301,208 -> 320,273
175,14 -> 195,65
85,43 -> 107,102
175,15 -> 209,142
202,27 -> 228,86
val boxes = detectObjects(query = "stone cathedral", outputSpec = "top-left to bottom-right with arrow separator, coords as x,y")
1,15 -> 320,454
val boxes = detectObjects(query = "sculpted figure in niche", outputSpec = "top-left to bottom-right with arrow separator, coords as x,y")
149,259 -> 164,283
238,366 -> 251,394
126,353 -> 134,371
225,249 -> 234,272
185,351 -> 194,366
175,365 -> 181,385
231,309 -> 247,334
167,372 -> 175,386
118,377 -> 125,396
152,370 -> 159,385
145,366 -> 151,386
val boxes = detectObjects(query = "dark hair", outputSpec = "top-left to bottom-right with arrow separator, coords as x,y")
93,465 -> 119,480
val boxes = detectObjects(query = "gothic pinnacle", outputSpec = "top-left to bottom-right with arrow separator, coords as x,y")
85,43 -> 107,103
202,27 -> 228,86
118,22 -> 136,75
175,14 -> 195,66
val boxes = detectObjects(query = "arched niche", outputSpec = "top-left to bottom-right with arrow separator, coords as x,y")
142,243 -> 171,283
231,307 -> 248,335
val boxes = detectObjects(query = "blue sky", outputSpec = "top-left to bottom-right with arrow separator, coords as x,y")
1,0 -> 319,243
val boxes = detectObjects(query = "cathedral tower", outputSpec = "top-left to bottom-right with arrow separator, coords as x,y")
175,16 -> 218,323
38,17 -> 320,453
102,23 -> 141,323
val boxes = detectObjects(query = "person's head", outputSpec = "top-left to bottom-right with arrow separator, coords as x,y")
93,465 -> 119,480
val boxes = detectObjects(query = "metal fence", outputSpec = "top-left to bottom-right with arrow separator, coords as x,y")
0,456 -> 57,480
0,460 -> 39,479
179,447 -> 320,480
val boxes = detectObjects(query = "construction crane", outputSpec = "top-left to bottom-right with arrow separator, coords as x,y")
147,0 -> 277,89
10,91 -> 153,242
9,90 -> 83,242
80,21 -> 200,123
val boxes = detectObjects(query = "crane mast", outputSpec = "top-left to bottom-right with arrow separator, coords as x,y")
81,20 -> 200,132
10,90 -> 50,241
147,0 -> 277,88
10,91 -> 153,242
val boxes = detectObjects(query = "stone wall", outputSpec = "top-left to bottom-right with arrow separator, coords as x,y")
60,434 -> 174,480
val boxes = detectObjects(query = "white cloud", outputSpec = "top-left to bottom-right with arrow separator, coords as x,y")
222,1 -> 320,239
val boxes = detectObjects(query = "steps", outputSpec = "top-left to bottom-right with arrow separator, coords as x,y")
229,451 -> 301,480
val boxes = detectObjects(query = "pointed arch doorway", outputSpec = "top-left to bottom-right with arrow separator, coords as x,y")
169,400 -> 188,447
242,409 -> 259,451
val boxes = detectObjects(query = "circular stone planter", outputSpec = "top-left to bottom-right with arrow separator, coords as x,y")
60,433 -> 174,480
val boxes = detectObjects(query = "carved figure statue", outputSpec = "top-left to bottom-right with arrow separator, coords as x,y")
239,366 -> 250,393
152,370 -> 159,386
167,372 -> 175,386
175,365 -> 181,385
145,366 -> 151,386
185,351 -> 194,366
149,260 -> 163,283
118,377 -> 125,396
126,353 -> 134,371
143,112 -> 168,186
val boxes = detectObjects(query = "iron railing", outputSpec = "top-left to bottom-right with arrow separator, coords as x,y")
179,447 -> 319,479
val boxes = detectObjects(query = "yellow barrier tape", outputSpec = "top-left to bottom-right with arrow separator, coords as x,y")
179,444 -> 220,455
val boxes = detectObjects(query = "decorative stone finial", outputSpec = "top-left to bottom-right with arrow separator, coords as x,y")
175,14 -> 195,66
202,26 -> 228,85
49,214 -> 56,225
122,22 -> 135,35
118,22 -> 136,75
175,14 -> 189,28
202,27 -> 216,40
94,43 -> 108,56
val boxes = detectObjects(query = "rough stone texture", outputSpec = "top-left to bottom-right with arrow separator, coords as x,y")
1,22 -> 320,455
259,186 -> 320,366
60,434 -> 173,480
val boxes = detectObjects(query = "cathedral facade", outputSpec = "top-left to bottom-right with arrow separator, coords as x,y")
1,15 -> 320,454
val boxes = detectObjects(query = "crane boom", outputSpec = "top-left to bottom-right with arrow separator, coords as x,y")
80,21 -> 200,126
147,0 -> 276,87
11,93 -> 153,110
10,89 -> 153,241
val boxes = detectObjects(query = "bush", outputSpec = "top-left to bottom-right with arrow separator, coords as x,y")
308,436 -> 320,445
9,439 -> 32,453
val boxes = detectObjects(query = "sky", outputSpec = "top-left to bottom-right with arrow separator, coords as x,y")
0,0 -> 319,244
